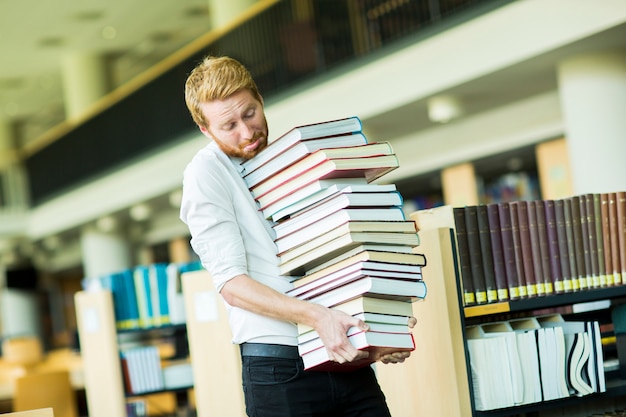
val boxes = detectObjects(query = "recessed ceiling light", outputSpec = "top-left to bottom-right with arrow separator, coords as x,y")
101,26 -> 117,40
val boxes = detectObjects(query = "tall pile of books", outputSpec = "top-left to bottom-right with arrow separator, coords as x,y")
241,116 -> 427,371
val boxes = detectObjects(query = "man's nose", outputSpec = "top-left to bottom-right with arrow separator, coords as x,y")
239,122 -> 254,139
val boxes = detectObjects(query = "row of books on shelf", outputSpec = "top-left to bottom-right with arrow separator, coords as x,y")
83,261 -> 202,330
120,345 -> 194,395
240,116 -> 428,370
416,192 -> 626,307
467,313 -> 606,411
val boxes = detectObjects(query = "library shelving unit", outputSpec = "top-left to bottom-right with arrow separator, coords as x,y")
75,290 -> 193,417
181,270 -> 246,417
376,225 -> 626,417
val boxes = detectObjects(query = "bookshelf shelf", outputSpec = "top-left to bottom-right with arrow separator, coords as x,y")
465,286 -> 626,318
408,223 -> 626,417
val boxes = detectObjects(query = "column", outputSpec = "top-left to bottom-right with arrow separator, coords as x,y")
62,52 -> 109,120
208,0 -> 256,29
80,226 -> 132,280
557,51 -> 626,194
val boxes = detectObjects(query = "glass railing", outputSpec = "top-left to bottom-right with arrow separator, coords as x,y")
24,0 -> 510,206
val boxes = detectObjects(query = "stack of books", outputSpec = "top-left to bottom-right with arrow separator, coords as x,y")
242,117 -> 427,371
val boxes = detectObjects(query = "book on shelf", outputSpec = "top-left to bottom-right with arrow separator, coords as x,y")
243,133 -> 368,188
583,194 -> 601,288
569,195 -> 588,290
577,195 -> 594,289
241,116 -> 363,175
616,191 -> 626,282
534,200 -> 555,295
297,310 -> 412,335
600,193 -> 615,286
276,218 -> 416,255
563,198 -> 581,292
608,192 -> 623,284
554,199 -> 573,292
591,194 -> 608,287
300,330 -> 415,371
509,202 -> 532,298
464,205 -> 488,304
516,201 -> 539,297
476,204 -> 499,303
544,200 -> 564,294
453,207 -> 476,306
486,203 -> 510,301
498,202 -> 524,300
300,275 -> 427,308
279,229 -> 420,276
268,182 -> 397,222
273,190 -> 405,240
250,142 -> 398,202
526,201 -> 548,296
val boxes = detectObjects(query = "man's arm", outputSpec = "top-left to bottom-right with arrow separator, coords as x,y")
221,274 -> 415,364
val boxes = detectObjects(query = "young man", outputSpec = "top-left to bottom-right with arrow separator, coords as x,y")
180,55 -> 414,417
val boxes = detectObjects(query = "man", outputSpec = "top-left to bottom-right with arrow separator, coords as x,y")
180,55 -> 414,417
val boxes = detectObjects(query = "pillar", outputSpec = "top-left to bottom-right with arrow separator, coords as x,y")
557,51 -> 626,194
208,0 -> 256,29
80,226 -> 132,280
62,52 -> 109,119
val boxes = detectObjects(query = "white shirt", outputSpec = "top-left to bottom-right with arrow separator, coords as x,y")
180,141 -> 297,345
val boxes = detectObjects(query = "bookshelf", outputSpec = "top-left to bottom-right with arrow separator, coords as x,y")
75,289 -> 194,417
403,224 -> 626,417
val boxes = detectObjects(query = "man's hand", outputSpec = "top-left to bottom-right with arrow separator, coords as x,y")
377,316 -> 417,365
312,305 -> 370,364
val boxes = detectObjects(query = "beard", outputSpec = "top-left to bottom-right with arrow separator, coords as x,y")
212,119 -> 269,160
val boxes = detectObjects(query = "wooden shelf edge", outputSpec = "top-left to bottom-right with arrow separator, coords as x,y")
464,302 -> 511,317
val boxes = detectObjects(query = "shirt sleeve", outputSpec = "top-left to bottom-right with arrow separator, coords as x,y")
180,152 -> 248,292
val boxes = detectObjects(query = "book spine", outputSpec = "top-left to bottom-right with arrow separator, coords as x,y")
585,194 -> 601,288
498,202 -> 522,300
618,191 -> 626,283
465,206 -> 488,304
570,196 -> 588,290
535,200 -> 554,295
554,199 -> 573,292
487,203 -> 510,301
527,201 -> 546,296
578,195 -> 594,289
544,200 -> 564,293
608,192 -> 623,284
600,193 -> 614,286
453,207 -> 476,306
594,193 -> 608,287
476,204 -> 499,303
563,198 -> 580,292
509,202 -> 530,298
516,201 -> 538,297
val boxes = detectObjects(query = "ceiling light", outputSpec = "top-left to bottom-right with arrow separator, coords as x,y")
101,26 -> 117,40
427,95 -> 464,123
96,215 -> 117,232
129,203 -> 152,221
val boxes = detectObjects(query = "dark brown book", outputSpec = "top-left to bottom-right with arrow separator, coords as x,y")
476,204 -> 499,303
608,192 -> 622,285
594,193 -> 608,286
498,202 -> 522,300
453,207 -> 476,306
554,199 -> 572,292
570,195 -> 591,290
618,191 -> 626,281
534,200 -> 554,295
584,193 -> 600,288
544,200 -> 564,294
486,203 -> 510,301
509,202 -> 531,298
464,206 -> 488,304
511,201 -> 539,297
600,193 -> 614,286
527,200 -> 547,296
563,198 -> 580,291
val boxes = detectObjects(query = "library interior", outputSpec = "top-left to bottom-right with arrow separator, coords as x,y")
1,0 -> 626,416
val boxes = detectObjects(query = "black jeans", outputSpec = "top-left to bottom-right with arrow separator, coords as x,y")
241,355 -> 392,417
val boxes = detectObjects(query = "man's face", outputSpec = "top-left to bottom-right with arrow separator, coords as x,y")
199,89 -> 268,160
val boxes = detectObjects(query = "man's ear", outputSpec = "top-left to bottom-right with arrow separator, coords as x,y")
199,125 -> 211,138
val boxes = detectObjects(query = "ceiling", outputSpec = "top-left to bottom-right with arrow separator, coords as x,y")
0,0 -> 213,148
